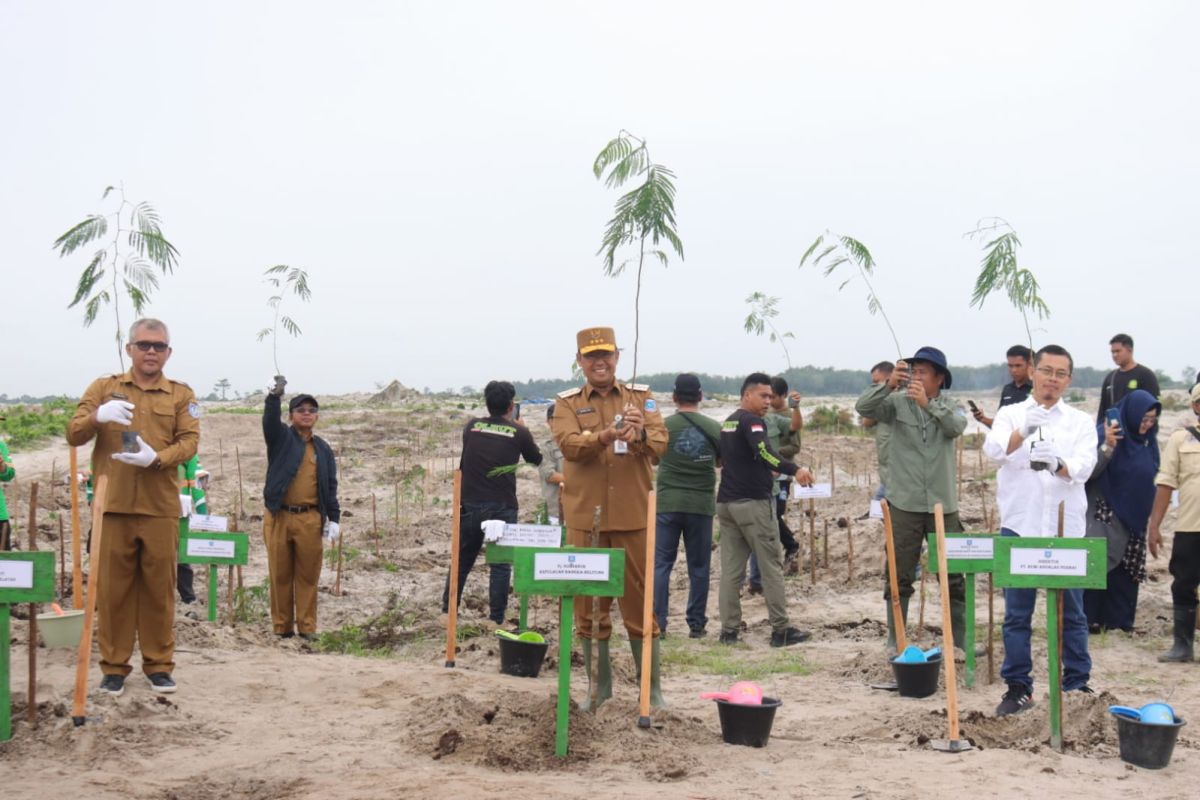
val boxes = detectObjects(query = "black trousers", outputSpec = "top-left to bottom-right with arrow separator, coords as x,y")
1169,532 -> 1200,608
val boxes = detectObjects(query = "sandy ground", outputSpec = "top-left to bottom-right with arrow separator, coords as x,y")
2,390 -> 1198,799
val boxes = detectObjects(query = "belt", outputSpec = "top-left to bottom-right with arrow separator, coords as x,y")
282,504 -> 317,514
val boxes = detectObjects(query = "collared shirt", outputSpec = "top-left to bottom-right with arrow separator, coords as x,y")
551,382 -> 668,531
717,408 -> 798,503
67,370 -> 200,517
983,396 -> 1097,537
765,410 -> 799,461
1155,425 -> 1200,532
856,382 -> 965,513
999,380 -> 1032,408
536,435 -> 564,512
281,441 -> 319,506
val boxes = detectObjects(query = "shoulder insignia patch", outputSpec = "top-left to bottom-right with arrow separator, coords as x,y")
557,387 -> 582,399
188,402 -> 202,419
644,398 -> 657,412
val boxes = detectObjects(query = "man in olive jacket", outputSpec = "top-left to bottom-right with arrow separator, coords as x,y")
263,380 -> 340,639
856,346 -> 968,653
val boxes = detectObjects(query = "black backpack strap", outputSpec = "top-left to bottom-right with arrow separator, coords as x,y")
1188,425 -> 1200,444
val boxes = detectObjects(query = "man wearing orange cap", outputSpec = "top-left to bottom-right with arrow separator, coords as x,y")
552,326 -> 669,710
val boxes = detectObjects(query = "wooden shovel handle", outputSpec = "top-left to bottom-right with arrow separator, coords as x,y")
880,500 -> 906,651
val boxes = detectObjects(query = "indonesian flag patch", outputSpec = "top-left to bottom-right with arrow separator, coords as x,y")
750,424 -> 764,433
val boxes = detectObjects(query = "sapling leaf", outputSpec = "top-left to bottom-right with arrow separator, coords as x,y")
799,230 -> 902,357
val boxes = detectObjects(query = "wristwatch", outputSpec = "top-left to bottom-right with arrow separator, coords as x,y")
1099,443 -> 1110,456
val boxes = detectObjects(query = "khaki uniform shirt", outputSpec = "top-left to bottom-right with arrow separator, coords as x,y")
67,371 -> 200,517
1155,426 -> 1200,532
551,382 -> 668,531
282,441 -> 319,506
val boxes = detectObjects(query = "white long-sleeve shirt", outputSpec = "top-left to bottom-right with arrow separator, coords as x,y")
983,396 -> 1098,537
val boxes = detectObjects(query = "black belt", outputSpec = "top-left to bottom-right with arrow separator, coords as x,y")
282,505 -> 317,514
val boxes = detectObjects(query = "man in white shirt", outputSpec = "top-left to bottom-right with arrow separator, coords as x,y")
983,344 -> 1098,716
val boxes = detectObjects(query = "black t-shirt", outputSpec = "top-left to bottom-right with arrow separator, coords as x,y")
459,415 -> 542,507
1098,364 -> 1161,424
716,408 -> 797,503
998,380 -> 1032,408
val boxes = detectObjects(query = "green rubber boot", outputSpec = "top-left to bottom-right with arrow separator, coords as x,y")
1158,605 -> 1197,663
950,597 -> 967,651
886,596 -> 910,655
580,638 -> 612,711
629,637 -> 667,709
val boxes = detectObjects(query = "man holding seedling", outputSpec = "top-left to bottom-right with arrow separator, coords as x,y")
442,380 -> 542,626
856,346 -> 969,655
262,382 -> 340,641
984,344 -> 1098,715
67,318 -> 200,695
552,326 -> 668,709
717,372 -> 815,647
746,376 -> 803,591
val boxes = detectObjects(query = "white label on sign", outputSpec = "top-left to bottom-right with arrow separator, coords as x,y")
186,539 -> 236,559
497,524 -> 562,548
188,514 -> 229,532
0,560 -> 34,589
533,552 -> 609,581
944,537 -> 994,560
868,500 -> 884,519
793,482 -> 833,499
1011,547 -> 1088,577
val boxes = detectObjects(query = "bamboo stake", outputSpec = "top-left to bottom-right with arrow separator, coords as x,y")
70,447 -> 82,609
372,494 -> 380,558
881,500 -> 906,651
588,505 -> 601,711
219,438 -> 225,478
637,491 -> 656,728
807,498 -> 816,584
226,566 -> 235,625
394,481 -> 400,530
823,518 -> 829,568
444,470 -> 462,667
333,526 -> 345,597
987,571 -> 995,685
59,516 -> 66,597
235,446 -> 245,522
918,554 -> 928,629
847,517 -> 854,581
72,475 -> 108,726
27,482 -> 39,725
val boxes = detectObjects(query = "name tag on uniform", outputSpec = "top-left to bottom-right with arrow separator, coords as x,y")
613,440 -> 628,454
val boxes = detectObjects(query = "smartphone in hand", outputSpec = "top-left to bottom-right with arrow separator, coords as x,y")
1105,407 -> 1120,428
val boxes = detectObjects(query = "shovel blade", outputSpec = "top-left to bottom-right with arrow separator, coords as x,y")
930,739 -> 974,753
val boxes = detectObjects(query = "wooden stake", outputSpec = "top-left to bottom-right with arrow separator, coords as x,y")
808,498 -> 817,585
444,470 -> 462,667
588,505 -> 601,711
830,454 -> 836,492
27,482 -> 39,725
72,475 -> 107,726
394,481 -> 400,530
918,555 -> 928,629
333,526 -> 345,598
59,516 -> 66,597
987,571 -> 995,685
69,447 -> 83,609
235,446 -> 245,522
847,517 -> 854,581
881,500 -> 906,651
372,494 -> 380,558
218,438 -> 225,477
226,566 -> 235,625
637,491 -> 656,728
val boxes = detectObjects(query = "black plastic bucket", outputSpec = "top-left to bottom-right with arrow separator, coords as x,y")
497,636 -> 549,678
716,697 -> 782,747
891,653 -> 942,698
1116,714 -> 1187,769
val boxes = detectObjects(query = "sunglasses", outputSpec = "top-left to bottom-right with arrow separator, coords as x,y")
292,406 -> 318,415
131,341 -> 170,353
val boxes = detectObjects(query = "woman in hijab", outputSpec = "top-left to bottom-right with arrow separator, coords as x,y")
1084,389 -> 1161,633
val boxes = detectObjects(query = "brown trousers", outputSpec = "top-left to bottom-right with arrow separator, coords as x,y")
98,513 -> 177,676
264,509 -> 323,634
567,526 -> 660,641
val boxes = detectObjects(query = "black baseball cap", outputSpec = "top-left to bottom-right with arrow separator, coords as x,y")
674,373 -> 702,396
289,394 -> 319,412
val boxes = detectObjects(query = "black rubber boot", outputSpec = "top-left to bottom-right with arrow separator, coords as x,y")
1158,605 -> 1196,663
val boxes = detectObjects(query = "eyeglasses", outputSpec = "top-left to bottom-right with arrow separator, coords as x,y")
132,341 -> 170,353
293,406 -> 318,415
1035,366 -> 1070,380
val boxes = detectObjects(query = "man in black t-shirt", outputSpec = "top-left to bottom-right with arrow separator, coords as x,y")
1097,333 -> 1161,424
971,345 -> 1033,428
441,380 -> 542,625
716,372 -> 815,648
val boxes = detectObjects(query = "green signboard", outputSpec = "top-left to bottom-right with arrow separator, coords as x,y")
178,532 -> 250,567
512,546 -> 625,598
0,551 -> 56,605
991,537 -> 1106,590
926,533 -> 996,575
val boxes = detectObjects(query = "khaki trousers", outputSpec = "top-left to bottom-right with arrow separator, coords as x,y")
567,526 -> 660,641
718,499 -> 790,633
97,513 -> 178,676
264,509 -> 324,634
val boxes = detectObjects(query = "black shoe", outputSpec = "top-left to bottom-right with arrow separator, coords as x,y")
1088,623 -> 1102,634
746,584 -> 763,596
718,630 -> 739,645
770,627 -> 811,647
856,512 -> 871,521
1068,684 -> 1095,695
689,626 -> 707,639
784,547 -> 800,563
277,631 -> 295,639
996,684 -> 1034,716
99,674 -> 125,697
298,632 -> 318,642
147,673 -> 176,694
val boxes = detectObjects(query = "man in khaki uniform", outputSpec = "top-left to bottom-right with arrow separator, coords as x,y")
67,319 -> 199,695
262,383 -> 340,640
551,327 -> 669,709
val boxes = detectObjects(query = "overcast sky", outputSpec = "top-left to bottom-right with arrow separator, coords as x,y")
3,2 -> 1196,398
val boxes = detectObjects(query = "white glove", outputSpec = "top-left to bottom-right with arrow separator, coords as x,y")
323,521 -> 340,543
111,436 -> 157,468
481,520 -> 507,543
179,494 -> 193,519
1020,406 -> 1052,438
96,399 -> 135,426
1029,440 -> 1061,471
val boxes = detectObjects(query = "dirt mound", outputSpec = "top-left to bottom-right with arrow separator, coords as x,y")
368,380 -> 415,405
